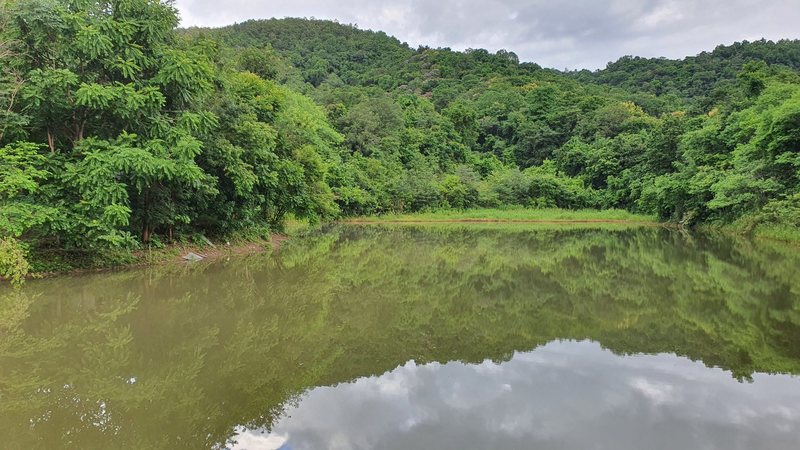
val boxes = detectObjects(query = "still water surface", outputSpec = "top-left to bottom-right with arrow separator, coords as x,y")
1,225 -> 799,449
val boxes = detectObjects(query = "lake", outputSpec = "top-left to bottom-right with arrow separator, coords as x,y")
1,224 -> 799,449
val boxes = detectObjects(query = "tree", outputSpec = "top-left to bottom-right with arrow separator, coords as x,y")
0,141 -> 59,284
8,0 -> 216,244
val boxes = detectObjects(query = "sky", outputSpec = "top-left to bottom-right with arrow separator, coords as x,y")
174,0 -> 800,70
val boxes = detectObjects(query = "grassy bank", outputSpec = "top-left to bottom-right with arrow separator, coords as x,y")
344,208 -> 659,225
747,224 -> 800,244
705,222 -> 800,246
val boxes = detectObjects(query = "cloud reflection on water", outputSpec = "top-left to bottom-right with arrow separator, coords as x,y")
234,340 -> 800,450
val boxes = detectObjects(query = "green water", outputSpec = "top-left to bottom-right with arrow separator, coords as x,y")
1,225 -> 799,449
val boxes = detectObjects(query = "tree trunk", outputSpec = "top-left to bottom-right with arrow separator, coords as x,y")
47,128 -> 55,153
142,190 -> 151,243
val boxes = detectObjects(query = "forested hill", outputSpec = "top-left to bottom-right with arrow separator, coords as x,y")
576,39 -> 800,106
183,18 -> 530,90
2,4 -> 800,280
190,18 -> 417,88
189,19 -> 800,105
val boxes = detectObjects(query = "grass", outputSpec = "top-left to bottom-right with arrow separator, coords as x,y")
708,222 -> 800,246
344,208 -> 659,224
283,218 -> 321,235
750,224 -> 800,244
691,210 -> 800,246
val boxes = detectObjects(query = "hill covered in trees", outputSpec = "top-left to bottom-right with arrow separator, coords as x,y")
2,1 -> 800,280
576,39 -> 800,107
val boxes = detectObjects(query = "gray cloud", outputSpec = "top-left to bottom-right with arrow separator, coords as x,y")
231,340 -> 800,450
175,0 -> 800,69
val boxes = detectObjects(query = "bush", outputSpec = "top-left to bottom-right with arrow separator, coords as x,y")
0,238 -> 30,287
440,166 -> 480,209
482,162 -> 598,209
735,193 -> 800,234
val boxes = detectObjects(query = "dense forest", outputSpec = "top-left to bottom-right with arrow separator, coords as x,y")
2,0 -> 800,280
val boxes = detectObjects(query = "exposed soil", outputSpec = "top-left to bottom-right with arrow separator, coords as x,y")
159,233 -> 288,265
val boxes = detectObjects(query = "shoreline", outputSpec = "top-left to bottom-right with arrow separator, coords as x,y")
24,234 -> 288,281
7,208 -> 799,283
342,218 -> 667,226
13,213 -> 657,282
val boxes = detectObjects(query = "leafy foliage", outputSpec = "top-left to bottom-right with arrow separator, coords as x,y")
3,9 -> 800,280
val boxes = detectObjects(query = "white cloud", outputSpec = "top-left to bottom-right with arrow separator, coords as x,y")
629,377 -> 676,405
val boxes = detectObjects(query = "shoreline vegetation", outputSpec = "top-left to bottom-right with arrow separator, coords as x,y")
17,208 -> 659,280
4,207 -> 797,283
21,234 -> 286,281
344,209 -> 800,243
2,2 -> 799,285
343,208 -> 660,225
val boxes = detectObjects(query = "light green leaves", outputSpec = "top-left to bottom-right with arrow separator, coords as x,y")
75,25 -> 114,59
0,142 -> 60,243
74,82 -> 165,120
708,174 -> 781,217
177,111 -> 219,136
111,57 -> 141,80
0,142 -> 48,198
102,204 -> 132,227
75,83 -> 117,109
155,49 -> 214,106
0,237 -> 31,287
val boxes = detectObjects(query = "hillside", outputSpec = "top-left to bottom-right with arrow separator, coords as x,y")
190,20 -> 800,105
191,18 -> 416,88
577,39 -> 800,107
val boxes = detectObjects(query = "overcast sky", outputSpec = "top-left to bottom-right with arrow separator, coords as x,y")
174,0 -> 800,70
